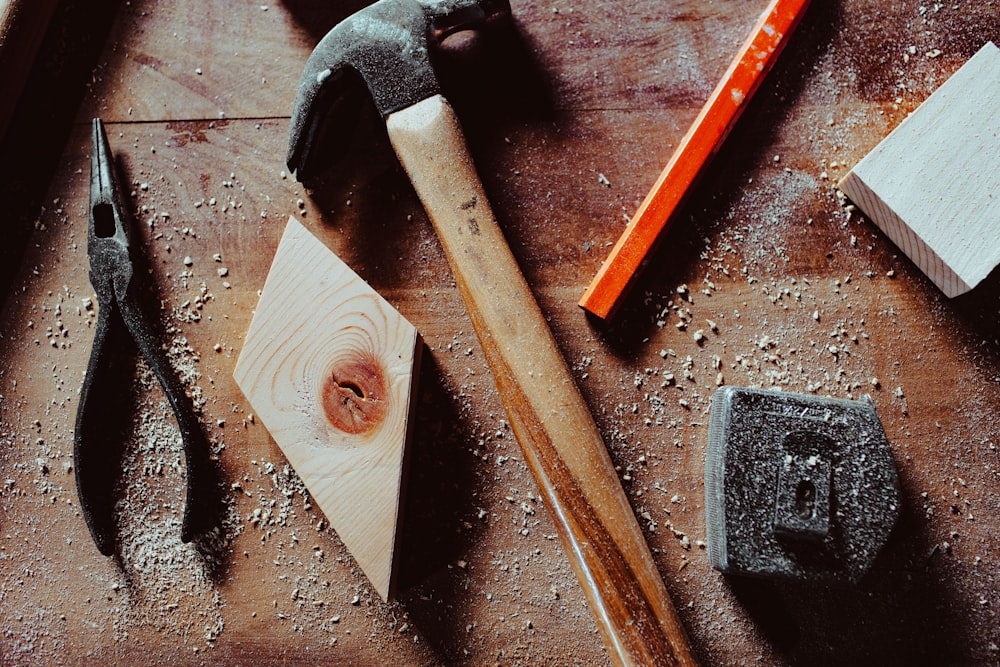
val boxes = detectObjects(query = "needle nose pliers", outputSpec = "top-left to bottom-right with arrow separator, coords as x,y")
74,118 -> 208,556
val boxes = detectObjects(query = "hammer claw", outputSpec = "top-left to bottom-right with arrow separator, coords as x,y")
286,65 -> 367,181
286,0 -> 510,180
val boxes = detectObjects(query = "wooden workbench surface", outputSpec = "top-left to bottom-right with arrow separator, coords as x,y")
1,1 -> 997,664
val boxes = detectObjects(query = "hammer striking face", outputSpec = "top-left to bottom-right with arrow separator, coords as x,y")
286,0 -> 510,180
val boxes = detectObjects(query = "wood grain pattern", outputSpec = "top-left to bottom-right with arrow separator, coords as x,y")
233,216 -> 421,601
839,41 -> 1000,298
75,3 -> 314,124
1,1 -> 1000,664
579,0 -> 811,320
387,94 -> 696,667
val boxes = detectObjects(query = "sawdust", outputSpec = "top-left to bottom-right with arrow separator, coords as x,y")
583,8 -> 1000,658
3,0 -> 1000,663
106,361 -> 236,650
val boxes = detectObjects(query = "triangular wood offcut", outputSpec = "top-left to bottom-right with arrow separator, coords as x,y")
839,42 -> 1000,298
234,216 -> 421,601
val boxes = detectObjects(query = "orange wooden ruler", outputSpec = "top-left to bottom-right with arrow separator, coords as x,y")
580,0 -> 811,320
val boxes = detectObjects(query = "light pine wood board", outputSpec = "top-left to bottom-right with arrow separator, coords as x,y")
234,216 -> 421,601
839,42 -> 1000,298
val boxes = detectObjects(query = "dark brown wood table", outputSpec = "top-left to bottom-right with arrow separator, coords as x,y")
1,1 -> 997,664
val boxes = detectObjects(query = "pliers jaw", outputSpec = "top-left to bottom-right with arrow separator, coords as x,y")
89,118 -> 132,302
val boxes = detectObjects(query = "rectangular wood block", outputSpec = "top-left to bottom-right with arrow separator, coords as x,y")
839,42 -> 1000,297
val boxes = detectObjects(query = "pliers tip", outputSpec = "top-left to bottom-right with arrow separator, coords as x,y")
90,118 -> 115,205
88,118 -> 133,271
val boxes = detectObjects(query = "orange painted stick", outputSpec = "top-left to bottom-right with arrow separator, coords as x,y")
580,0 -> 811,320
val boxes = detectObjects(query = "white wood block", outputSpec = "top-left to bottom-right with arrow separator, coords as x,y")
839,41 -> 1000,297
234,217 -> 421,601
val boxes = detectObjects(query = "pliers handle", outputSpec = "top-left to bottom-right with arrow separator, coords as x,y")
74,119 -> 208,555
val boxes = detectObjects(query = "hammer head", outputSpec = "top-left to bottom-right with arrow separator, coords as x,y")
287,0 -> 510,181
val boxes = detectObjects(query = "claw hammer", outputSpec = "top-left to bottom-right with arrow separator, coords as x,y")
286,2 -> 697,664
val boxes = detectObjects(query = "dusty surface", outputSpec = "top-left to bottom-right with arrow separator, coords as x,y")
1,0 -> 999,665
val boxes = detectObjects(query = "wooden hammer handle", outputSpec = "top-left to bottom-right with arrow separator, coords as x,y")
387,94 -> 698,667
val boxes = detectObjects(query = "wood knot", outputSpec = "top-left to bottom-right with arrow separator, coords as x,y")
321,352 -> 388,435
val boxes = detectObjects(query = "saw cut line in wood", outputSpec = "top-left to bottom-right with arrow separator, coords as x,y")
233,216 -> 422,601
839,41 -> 1000,298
